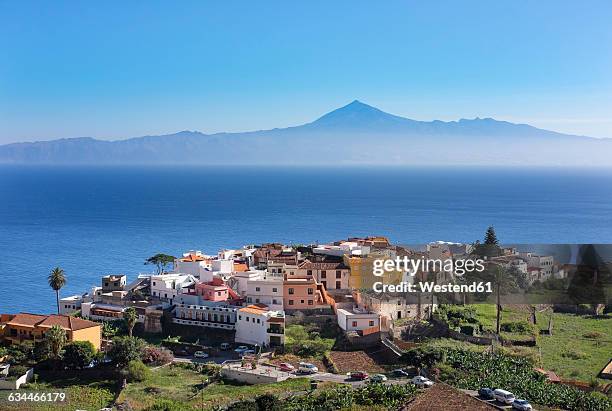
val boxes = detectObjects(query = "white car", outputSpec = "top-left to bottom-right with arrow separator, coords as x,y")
234,345 -> 249,353
241,349 -> 256,357
411,376 -> 434,388
493,389 -> 516,405
512,399 -> 533,410
194,351 -> 209,359
298,362 -> 319,374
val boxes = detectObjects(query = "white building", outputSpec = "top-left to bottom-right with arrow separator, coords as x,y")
235,304 -> 285,347
173,251 -> 215,282
519,252 -> 554,277
246,274 -> 284,311
313,242 -> 371,257
150,273 -> 198,303
59,295 -> 84,315
230,270 -> 266,297
173,294 -> 238,331
336,307 -> 381,333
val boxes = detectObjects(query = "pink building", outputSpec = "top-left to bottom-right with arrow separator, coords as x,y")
283,276 -> 327,310
195,277 -> 230,302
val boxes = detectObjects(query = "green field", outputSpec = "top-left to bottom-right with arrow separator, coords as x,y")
117,364 -> 320,410
470,304 -> 612,383
535,311 -> 611,383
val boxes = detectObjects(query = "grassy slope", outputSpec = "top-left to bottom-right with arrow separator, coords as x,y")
117,364 -> 318,410
535,312 -> 611,383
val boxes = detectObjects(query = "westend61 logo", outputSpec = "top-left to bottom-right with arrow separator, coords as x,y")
372,256 -> 492,294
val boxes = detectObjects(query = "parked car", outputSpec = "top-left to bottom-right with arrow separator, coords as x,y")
234,346 -> 249,354
392,369 -> 410,378
411,376 -> 434,388
478,387 -> 495,400
194,351 -> 209,359
241,349 -> 256,356
349,371 -> 369,381
370,374 -> 387,383
512,399 -> 533,410
298,362 -> 318,374
220,343 -> 231,350
278,362 -> 295,372
493,389 -> 516,405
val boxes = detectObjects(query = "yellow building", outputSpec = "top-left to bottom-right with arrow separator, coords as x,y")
1,313 -> 102,350
344,254 -> 404,290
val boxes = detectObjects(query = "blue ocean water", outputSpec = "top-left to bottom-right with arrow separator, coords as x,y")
1,165 -> 612,313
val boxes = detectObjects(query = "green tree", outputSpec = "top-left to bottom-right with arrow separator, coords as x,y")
48,267 -> 67,314
108,336 -> 145,367
145,253 -> 175,275
484,225 -> 499,245
124,307 -> 138,337
45,324 -> 67,359
123,360 -> 151,382
63,341 -> 96,369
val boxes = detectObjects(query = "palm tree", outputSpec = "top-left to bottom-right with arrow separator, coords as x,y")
45,324 -> 67,359
48,267 -> 66,314
124,307 -> 138,337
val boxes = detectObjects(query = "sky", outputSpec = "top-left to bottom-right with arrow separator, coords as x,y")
1,1 -> 611,144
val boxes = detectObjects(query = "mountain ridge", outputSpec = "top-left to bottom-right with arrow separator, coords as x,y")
1,100 -> 608,166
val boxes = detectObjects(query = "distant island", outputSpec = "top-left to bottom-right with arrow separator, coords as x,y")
1,100 -> 611,166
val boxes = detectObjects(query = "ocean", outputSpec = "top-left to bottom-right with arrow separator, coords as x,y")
1,165 -> 612,313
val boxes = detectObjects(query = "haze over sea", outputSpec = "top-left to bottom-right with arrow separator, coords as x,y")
2,165 -> 612,313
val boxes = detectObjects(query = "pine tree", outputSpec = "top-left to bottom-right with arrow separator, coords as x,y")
484,226 -> 499,245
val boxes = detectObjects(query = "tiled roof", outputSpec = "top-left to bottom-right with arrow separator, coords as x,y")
233,263 -> 249,272
239,303 -> 269,315
6,313 -> 47,327
6,313 -> 100,331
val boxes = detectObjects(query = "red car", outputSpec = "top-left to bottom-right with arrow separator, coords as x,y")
349,371 -> 369,380
278,362 -> 295,372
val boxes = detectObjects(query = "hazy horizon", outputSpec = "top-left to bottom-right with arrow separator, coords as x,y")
1,1 -> 611,144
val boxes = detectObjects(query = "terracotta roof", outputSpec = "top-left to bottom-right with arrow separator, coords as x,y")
37,315 -> 101,331
239,303 -> 269,315
180,254 -> 207,262
6,313 -> 47,328
6,313 -> 100,331
403,383 -> 495,410
233,263 -> 249,272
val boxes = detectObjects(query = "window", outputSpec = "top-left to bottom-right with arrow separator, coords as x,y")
272,299 -> 278,304
272,287 -> 277,292
153,282 -> 156,286
289,300 -> 294,305
336,270 -> 341,278
336,281 -> 341,289
300,300 -> 304,304
307,288 -> 313,295
255,298 -> 260,303
352,321 -> 357,327
255,287 -> 260,292
288,288 -> 294,295
369,320 -> 374,327
308,300 -> 313,305
217,291 -> 221,296
322,281 -> 326,288
246,317 -> 249,322
307,270 -> 312,275
321,270 -> 326,278
247,297 -> 252,303
257,318 -> 260,324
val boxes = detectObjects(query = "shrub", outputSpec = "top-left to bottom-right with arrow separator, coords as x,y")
144,398 -> 193,411
123,360 -> 151,382
141,346 -> 174,366
255,394 -> 282,411
561,349 -> 588,360
500,321 -> 533,333
63,341 -> 96,369
108,336 -> 146,367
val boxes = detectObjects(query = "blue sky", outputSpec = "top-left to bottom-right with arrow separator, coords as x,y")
1,1 -> 611,143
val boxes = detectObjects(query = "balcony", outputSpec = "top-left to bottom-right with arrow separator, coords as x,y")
267,327 -> 284,335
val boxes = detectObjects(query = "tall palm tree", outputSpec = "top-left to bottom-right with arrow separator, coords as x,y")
45,324 -> 67,359
124,307 -> 138,337
48,267 -> 66,314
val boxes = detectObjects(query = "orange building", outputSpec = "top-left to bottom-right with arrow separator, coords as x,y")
283,276 -> 327,310
0,313 -> 102,350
